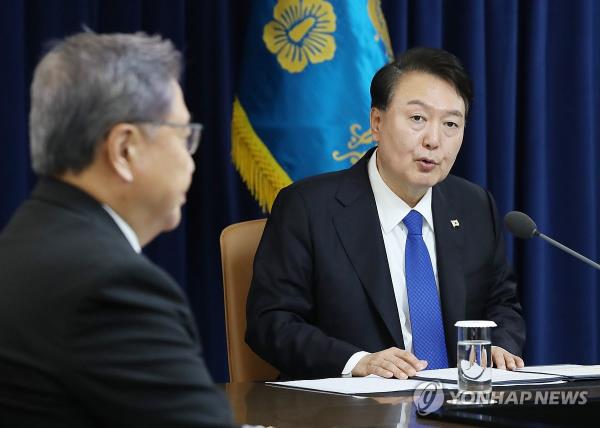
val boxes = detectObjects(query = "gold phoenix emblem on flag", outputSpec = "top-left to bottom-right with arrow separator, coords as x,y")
332,123 -> 374,165
263,0 -> 336,73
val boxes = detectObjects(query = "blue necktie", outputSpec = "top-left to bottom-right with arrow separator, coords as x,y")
403,210 -> 448,369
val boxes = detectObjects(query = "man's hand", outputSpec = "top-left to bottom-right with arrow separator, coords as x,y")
352,347 -> 427,379
491,346 -> 524,370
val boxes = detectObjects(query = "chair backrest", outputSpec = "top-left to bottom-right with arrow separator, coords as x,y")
220,218 -> 279,382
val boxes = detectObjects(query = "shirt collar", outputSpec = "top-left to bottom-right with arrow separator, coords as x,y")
368,149 -> 434,234
102,204 -> 142,253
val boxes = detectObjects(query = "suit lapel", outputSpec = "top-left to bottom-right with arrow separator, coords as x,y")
432,183 -> 465,365
332,150 -> 404,348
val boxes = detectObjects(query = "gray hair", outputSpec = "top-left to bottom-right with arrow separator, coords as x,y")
29,31 -> 182,176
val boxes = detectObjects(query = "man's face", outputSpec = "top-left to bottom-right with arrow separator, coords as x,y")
135,80 -> 195,233
371,71 -> 465,204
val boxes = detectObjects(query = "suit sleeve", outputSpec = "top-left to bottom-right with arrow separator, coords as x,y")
246,186 -> 360,379
484,190 -> 527,356
62,267 -> 237,428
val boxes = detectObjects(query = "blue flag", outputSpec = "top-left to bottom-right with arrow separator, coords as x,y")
232,0 -> 392,211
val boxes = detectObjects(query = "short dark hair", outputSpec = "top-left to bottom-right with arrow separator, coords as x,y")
370,47 -> 473,115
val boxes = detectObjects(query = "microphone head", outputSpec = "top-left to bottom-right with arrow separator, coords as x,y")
504,211 -> 538,239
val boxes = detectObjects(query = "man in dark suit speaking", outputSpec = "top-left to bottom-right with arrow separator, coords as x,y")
0,32 -> 235,427
246,47 -> 526,380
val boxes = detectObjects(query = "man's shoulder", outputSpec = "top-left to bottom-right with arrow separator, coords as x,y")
3,196 -> 133,260
60,227 -> 180,302
438,174 -> 484,191
271,166 -> 361,219
0,198 -> 186,356
437,174 -> 489,202
435,175 -> 499,227
1,195 -> 179,299
287,168 -> 348,195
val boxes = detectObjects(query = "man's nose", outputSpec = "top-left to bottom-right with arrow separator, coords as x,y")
423,123 -> 441,150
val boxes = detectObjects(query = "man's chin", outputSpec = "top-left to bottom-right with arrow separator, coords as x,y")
162,210 -> 182,232
414,171 -> 448,188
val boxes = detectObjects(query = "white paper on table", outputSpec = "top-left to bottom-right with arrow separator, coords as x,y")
515,364 -> 600,379
414,367 -> 565,386
267,365 -> 578,396
267,374 -> 457,395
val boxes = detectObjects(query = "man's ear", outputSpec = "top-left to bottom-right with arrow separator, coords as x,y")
104,123 -> 141,182
370,107 -> 383,142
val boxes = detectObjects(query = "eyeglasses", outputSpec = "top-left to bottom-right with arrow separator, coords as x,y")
136,121 -> 203,155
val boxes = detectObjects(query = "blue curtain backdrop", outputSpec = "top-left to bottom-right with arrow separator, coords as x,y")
0,0 -> 598,382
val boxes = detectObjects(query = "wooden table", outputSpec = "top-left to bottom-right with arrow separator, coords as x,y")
221,380 -> 600,427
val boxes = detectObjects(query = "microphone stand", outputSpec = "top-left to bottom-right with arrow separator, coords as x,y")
534,231 -> 600,271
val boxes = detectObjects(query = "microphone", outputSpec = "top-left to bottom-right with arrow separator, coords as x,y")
504,211 -> 600,271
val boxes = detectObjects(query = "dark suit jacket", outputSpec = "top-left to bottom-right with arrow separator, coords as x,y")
0,178 -> 235,427
246,149 -> 525,379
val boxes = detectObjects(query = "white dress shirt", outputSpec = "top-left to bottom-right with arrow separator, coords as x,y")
102,204 -> 141,254
342,149 -> 440,376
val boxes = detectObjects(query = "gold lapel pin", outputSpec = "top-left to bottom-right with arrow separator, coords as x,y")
451,219 -> 460,228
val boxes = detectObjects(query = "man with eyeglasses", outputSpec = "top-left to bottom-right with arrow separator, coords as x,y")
0,32 -> 236,427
